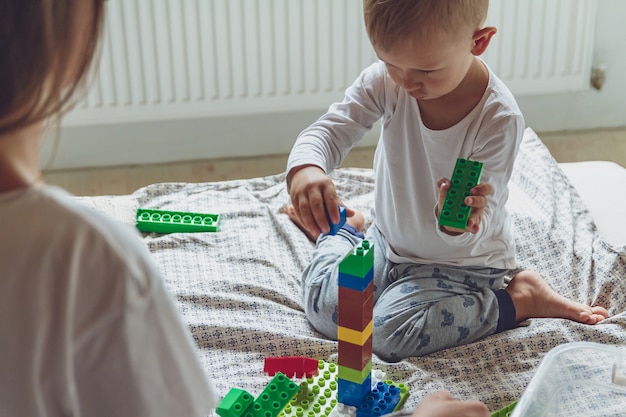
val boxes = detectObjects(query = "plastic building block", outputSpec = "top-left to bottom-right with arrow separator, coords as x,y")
251,373 -> 300,417
338,338 -> 372,370
490,400 -> 517,417
326,206 -> 347,235
338,268 -> 374,292
338,285 -> 373,330
337,322 -> 373,346
217,388 -> 255,417
338,240 -> 374,292
438,158 -> 483,230
338,240 -> 374,278
339,361 -> 373,384
357,381 -> 409,417
264,357 -> 320,378
136,208 -> 220,233
217,373 -> 299,417
338,374 -> 372,408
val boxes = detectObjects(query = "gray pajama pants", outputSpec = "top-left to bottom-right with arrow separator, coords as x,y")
302,223 -> 510,361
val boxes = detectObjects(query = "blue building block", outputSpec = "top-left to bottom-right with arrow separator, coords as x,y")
326,206 -> 347,235
438,158 -> 483,230
338,375 -> 372,407
338,269 -> 374,292
356,381 -> 408,417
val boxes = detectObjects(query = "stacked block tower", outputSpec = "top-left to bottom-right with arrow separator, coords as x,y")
217,239 -> 408,417
337,240 -> 375,407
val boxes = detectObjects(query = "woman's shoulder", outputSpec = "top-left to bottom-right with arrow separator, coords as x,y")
26,185 -> 157,285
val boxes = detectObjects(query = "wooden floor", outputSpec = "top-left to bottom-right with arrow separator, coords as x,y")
43,127 -> 626,196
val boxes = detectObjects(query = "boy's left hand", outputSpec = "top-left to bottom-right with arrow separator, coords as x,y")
436,178 -> 493,235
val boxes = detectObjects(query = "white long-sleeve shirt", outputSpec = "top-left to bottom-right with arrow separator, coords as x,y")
0,185 -> 217,417
287,60 -> 524,269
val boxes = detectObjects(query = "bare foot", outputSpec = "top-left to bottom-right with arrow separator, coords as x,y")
279,204 -> 365,242
279,205 -> 319,241
506,270 -> 609,324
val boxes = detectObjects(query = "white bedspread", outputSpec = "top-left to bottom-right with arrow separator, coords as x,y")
78,128 -> 626,414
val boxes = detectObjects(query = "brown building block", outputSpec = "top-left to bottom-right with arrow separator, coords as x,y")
338,336 -> 373,370
338,283 -> 374,331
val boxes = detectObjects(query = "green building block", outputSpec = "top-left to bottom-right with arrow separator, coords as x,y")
245,373 -> 300,417
338,361 -> 372,385
338,240 -> 374,279
491,400 -> 517,417
136,208 -> 220,233
438,158 -> 483,230
217,388 -> 255,417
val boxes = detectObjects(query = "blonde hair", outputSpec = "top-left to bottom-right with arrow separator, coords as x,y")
363,0 -> 489,51
0,0 -> 105,135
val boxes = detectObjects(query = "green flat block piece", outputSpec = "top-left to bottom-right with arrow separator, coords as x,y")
438,158 -> 483,230
339,240 -> 374,278
390,382 -> 410,412
338,361 -> 372,385
217,388 -> 255,417
246,373 -> 300,417
281,361 -> 339,417
490,400 -> 517,417
136,208 -> 220,233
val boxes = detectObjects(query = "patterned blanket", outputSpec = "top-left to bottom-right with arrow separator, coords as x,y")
79,128 -> 626,414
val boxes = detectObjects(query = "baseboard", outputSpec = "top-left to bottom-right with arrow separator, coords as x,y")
43,110 -> 381,170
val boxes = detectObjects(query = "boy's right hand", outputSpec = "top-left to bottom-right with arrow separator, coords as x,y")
287,165 -> 352,237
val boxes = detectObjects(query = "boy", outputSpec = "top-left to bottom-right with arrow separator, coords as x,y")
284,0 -> 608,361
0,1 -> 496,416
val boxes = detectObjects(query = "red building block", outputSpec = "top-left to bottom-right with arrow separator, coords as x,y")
264,356 -> 319,378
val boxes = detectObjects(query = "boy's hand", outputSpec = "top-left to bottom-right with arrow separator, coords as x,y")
436,178 -> 493,235
412,391 -> 489,417
287,165 -> 353,237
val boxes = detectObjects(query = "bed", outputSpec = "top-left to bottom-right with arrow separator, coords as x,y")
77,128 -> 626,414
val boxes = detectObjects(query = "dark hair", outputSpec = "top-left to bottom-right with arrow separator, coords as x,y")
0,0 -> 105,135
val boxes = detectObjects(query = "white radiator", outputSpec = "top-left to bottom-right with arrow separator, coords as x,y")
483,0 -> 597,95
64,0 -> 597,127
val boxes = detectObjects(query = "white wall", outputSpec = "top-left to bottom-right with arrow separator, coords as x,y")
47,0 -> 626,170
515,0 -> 626,131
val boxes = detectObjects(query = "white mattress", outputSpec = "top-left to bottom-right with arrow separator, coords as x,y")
76,128 -> 626,415
559,161 -> 626,247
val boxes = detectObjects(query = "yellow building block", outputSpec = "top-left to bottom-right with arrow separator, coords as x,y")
337,321 -> 373,345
